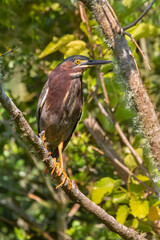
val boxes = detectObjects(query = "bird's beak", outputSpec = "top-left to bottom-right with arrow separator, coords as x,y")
80,59 -> 112,68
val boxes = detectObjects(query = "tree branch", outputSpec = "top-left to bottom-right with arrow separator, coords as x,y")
123,0 -> 156,31
81,0 -> 160,168
0,85 -> 147,239
0,47 -> 19,57
15,135 -> 61,204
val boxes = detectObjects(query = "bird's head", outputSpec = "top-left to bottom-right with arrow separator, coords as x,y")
57,55 -> 112,78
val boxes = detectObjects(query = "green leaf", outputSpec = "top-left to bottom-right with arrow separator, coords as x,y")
116,205 -> 130,224
14,228 -> 26,240
138,221 -> 152,232
136,174 -> 149,183
128,23 -> 160,40
131,218 -> 139,229
80,22 -> 89,38
124,153 -> 137,171
112,192 -> 129,204
91,177 -> 121,204
148,206 -> 160,221
114,102 -> 135,123
97,113 -> 114,133
39,34 -> 76,58
122,0 -> 143,10
64,40 -> 89,58
130,195 -> 149,219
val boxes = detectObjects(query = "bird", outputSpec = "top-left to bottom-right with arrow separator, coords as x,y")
36,55 -> 112,190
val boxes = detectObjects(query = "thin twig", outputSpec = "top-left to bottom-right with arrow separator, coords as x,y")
0,47 -> 19,57
78,1 -> 95,59
123,0 -> 156,31
99,72 -> 110,105
78,1 -> 91,34
90,145 -> 104,155
125,32 -> 151,70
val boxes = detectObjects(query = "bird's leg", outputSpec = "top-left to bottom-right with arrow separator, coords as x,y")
55,141 -> 72,190
57,141 -> 64,176
40,131 -> 51,155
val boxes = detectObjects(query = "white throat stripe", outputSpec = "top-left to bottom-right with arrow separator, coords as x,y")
70,72 -> 81,78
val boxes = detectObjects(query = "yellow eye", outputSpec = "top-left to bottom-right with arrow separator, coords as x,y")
75,59 -> 81,65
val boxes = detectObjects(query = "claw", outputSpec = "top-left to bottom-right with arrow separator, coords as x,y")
56,171 -> 72,190
51,158 -> 57,174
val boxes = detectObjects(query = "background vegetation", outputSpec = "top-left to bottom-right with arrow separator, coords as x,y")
0,0 -> 160,239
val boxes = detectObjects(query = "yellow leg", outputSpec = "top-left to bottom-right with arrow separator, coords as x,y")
57,141 -> 64,176
41,131 -> 51,155
41,136 -> 72,190
55,141 -> 72,190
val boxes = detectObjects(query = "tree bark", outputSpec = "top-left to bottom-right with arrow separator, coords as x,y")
80,0 -> 160,167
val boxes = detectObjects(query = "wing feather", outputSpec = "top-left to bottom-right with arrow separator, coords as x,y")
36,81 -> 49,134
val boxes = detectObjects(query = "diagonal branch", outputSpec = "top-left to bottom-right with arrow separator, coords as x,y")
123,0 -> 156,31
15,134 -> 61,204
124,32 -> 151,70
0,85 -> 147,239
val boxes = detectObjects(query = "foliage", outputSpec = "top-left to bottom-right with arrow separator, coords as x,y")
0,0 -> 160,239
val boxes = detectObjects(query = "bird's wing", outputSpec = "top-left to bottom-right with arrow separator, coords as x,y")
55,110 -> 82,156
36,80 -> 49,134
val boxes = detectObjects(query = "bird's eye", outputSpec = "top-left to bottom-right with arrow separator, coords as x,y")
75,59 -> 81,65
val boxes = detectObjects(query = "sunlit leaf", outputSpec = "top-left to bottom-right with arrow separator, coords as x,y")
91,177 -> 121,204
39,34 -> 76,58
128,23 -> 160,40
116,205 -> 130,224
14,228 -> 26,240
130,195 -> 149,218
124,153 -> 137,171
112,192 -> 129,204
148,206 -> 160,221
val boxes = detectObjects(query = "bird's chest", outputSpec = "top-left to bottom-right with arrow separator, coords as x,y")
64,80 -> 82,114
46,79 -> 82,132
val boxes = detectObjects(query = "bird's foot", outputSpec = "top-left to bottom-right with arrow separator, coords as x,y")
40,131 -> 52,155
50,158 -> 57,176
50,162 -> 72,190
44,157 -> 56,176
40,130 -> 46,141
56,171 -> 72,190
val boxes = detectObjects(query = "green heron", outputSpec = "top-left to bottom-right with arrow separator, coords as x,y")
37,55 -> 111,190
